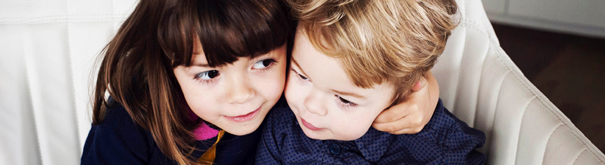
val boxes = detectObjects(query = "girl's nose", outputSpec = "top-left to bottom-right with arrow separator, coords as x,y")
226,77 -> 255,104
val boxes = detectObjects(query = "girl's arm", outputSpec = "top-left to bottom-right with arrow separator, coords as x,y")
372,71 -> 440,134
81,104 -> 152,164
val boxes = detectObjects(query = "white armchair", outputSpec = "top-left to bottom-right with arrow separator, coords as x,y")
0,0 -> 603,164
433,0 -> 605,164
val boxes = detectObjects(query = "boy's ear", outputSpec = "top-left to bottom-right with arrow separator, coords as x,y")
411,76 -> 427,92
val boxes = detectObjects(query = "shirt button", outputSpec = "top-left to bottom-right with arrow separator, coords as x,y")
329,144 -> 341,155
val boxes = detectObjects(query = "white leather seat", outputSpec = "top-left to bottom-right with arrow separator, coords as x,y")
0,1 -> 139,164
0,0 -> 603,164
433,0 -> 605,164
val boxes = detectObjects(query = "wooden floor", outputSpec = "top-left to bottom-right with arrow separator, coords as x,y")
492,23 -> 605,152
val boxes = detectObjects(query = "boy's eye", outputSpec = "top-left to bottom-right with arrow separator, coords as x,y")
336,95 -> 356,106
292,68 -> 310,81
252,59 -> 276,69
298,73 -> 309,81
195,70 -> 219,80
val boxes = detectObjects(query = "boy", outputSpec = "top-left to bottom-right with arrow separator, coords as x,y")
256,0 -> 486,164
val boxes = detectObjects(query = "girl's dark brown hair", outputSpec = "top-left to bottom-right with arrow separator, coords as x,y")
92,0 -> 292,164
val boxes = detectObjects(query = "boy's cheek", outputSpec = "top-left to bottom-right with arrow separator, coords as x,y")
335,131 -> 366,141
284,79 -> 303,110
332,120 -> 373,140
283,83 -> 295,105
331,113 -> 379,140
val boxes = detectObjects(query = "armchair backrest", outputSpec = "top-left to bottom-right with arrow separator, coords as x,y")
434,0 -> 605,164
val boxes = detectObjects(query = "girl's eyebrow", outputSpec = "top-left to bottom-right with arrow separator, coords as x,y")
192,63 -> 210,67
252,50 -> 277,60
189,54 -> 210,67
192,51 -> 202,56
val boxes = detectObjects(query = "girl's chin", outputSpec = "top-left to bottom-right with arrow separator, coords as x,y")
223,126 -> 257,136
220,120 -> 264,136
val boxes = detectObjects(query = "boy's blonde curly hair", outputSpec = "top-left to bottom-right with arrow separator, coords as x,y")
289,0 -> 458,105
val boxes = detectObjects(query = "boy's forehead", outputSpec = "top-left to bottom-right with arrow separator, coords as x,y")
294,27 -> 317,47
291,37 -> 391,99
294,28 -> 307,45
292,54 -> 395,103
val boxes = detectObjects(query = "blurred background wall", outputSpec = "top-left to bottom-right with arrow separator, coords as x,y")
0,1 -> 138,164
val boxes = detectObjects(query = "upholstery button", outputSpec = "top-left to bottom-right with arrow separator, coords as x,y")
329,144 -> 341,155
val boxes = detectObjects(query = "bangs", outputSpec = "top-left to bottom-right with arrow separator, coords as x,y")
157,0 -> 291,68
181,0 -> 292,68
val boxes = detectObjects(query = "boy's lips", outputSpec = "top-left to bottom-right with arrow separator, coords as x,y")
301,118 -> 323,131
224,106 -> 261,122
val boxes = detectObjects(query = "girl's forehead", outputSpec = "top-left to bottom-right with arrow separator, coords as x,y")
190,54 -> 208,66
192,36 -> 203,56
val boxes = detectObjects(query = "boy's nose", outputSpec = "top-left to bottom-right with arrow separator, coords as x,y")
303,90 -> 327,116
226,77 -> 255,104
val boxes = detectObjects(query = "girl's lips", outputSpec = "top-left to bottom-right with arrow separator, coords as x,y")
225,106 -> 260,122
301,118 -> 323,131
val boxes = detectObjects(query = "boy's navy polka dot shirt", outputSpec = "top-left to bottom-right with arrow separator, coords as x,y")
256,99 -> 486,164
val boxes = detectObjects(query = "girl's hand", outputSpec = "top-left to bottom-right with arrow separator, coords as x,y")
372,71 -> 439,134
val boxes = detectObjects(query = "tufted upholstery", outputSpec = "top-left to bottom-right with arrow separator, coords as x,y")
433,0 -> 605,164
0,0 -> 603,164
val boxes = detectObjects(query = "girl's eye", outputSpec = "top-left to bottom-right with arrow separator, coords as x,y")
336,95 -> 357,107
195,70 -> 220,80
252,59 -> 276,69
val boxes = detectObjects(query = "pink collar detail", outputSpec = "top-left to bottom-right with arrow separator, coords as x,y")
193,122 -> 219,140
189,110 -> 219,140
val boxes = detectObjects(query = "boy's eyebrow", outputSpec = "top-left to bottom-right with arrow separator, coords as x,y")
292,57 -> 365,99
331,89 -> 365,99
291,58 -> 310,77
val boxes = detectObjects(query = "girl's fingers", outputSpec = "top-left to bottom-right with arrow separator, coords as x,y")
373,112 -> 425,134
372,71 -> 439,134
411,76 -> 427,92
374,102 -> 413,124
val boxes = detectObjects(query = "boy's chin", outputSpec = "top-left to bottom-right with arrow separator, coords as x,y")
301,128 -> 364,141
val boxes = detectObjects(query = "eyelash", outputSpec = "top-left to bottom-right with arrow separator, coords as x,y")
254,59 -> 277,71
291,68 -> 357,108
292,68 -> 309,81
193,70 -> 219,84
192,58 -> 277,84
335,95 -> 357,108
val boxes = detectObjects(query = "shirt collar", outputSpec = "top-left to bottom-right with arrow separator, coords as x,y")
354,127 -> 392,161
353,99 -> 444,161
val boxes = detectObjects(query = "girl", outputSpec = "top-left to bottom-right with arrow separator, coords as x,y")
81,0 -> 439,164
